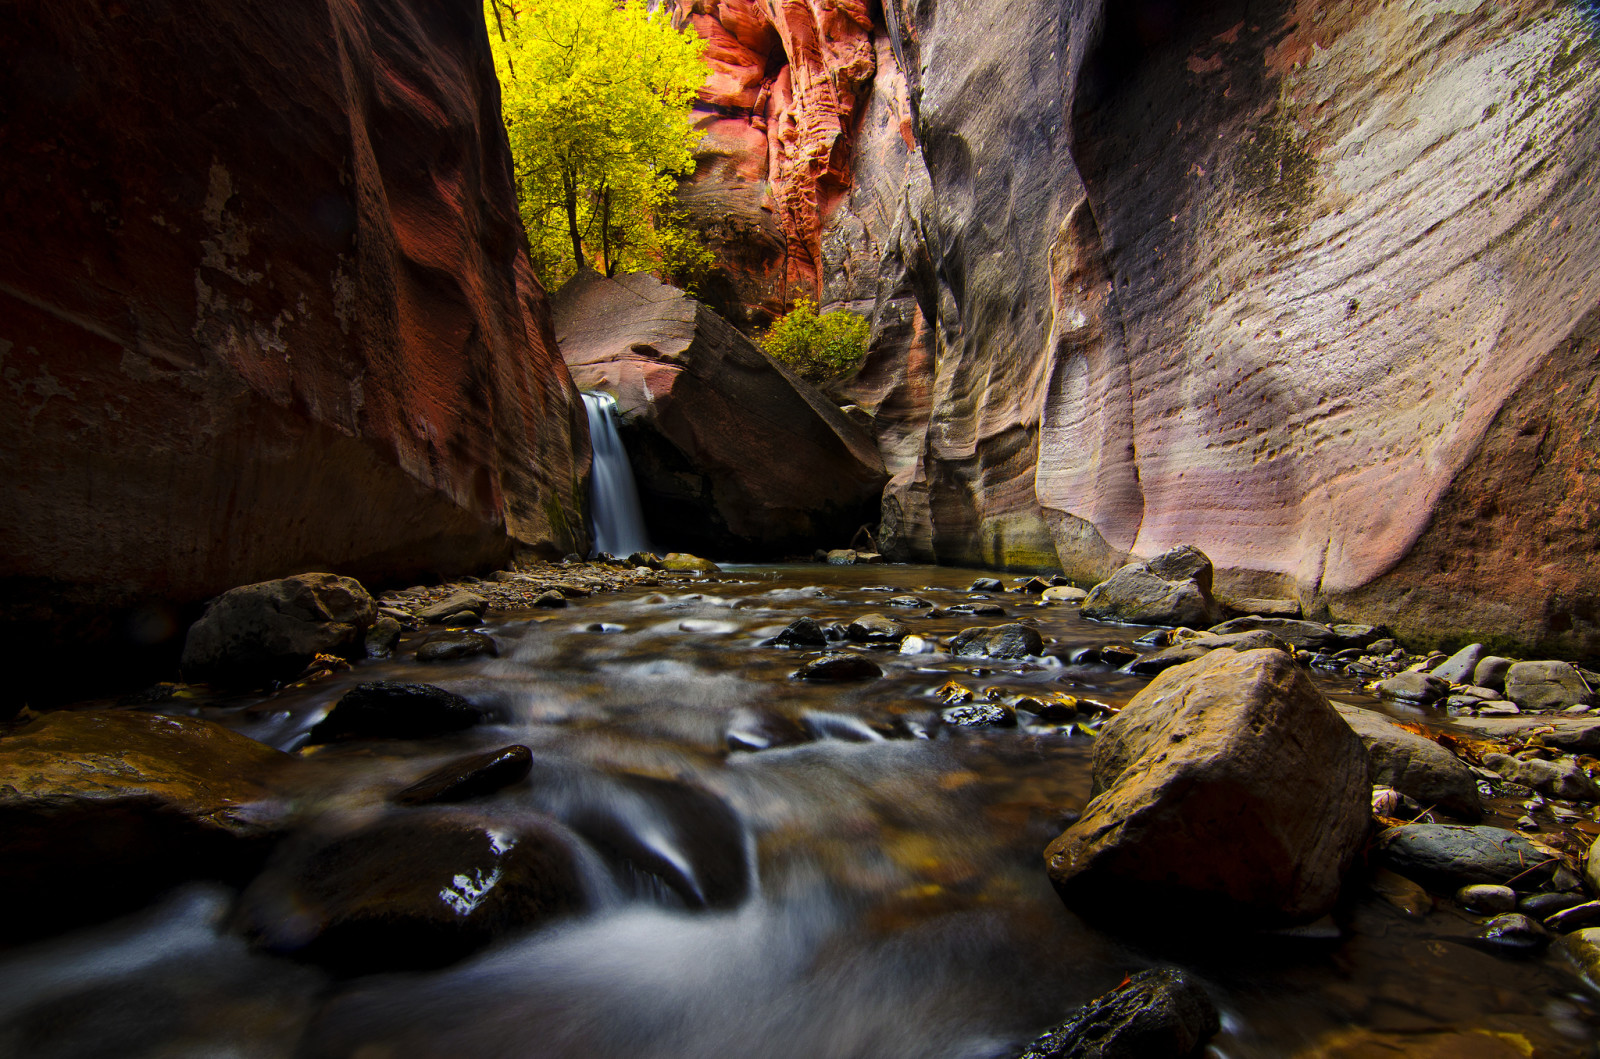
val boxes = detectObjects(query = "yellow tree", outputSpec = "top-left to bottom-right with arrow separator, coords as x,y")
485,0 -> 710,288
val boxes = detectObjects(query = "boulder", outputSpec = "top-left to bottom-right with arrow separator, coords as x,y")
767,617 -> 828,649
1560,928 -> 1600,987
0,0 -> 588,698
1081,546 -> 1220,628
1504,660 -> 1596,711
1334,705 -> 1482,818
306,681 -> 486,744
551,271 -> 887,557
1011,968 -> 1219,1059
1042,585 -> 1088,604
1375,671 -> 1450,706
416,592 -> 488,624
1472,656 -> 1515,693
1432,643 -> 1487,685
948,623 -> 1044,660
416,631 -> 499,663
1375,825 -> 1558,892
393,746 -> 534,806
1447,714 -> 1600,754
846,614 -> 908,645
661,553 -> 723,575
1203,617 -> 1358,652
237,811 -> 585,973
0,710 -> 292,942
1045,649 -> 1369,925
180,573 -> 376,687
1481,753 -> 1600,802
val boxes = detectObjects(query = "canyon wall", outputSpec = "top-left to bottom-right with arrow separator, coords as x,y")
687,0 -> 1599,656
0,0 -> 590,683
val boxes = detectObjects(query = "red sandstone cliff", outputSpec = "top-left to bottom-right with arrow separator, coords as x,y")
0,0 -> 589,681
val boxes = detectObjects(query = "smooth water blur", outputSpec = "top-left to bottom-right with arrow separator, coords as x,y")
2,564 -> 1597,1058
583,392 -> 651,558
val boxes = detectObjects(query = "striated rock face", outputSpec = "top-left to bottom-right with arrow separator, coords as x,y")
552,270 -> 887,556
811,0 -> 1600,656
670,0 -> 912,329
0,0 -> 590,688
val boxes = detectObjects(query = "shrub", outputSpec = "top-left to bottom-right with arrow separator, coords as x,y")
760,300 -> 870,383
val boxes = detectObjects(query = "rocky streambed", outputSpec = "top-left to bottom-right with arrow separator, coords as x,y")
3,559 -> 1600,1058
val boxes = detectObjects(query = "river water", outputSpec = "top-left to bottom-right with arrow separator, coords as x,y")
2,563 -> 1596,1058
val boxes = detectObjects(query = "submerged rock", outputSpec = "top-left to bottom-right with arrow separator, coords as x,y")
1334,704 -> 1482,817
947,623 -> 1044,659
791,654 -> 883,682
306,681 -> 485,744
416,631 -> 498,663
1081,545 -> 1220,628
0,711 -> 292,943
846,613 -> 908,645
1011,968 -> 1218,1059
181,573 -> 377,688
393,746 -> 534,806
1045,649 -> 1369,926
941,703 -> 1018,729
238,811 -> 585,973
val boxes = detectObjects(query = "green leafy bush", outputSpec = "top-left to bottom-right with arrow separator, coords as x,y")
760,300 -> 870,383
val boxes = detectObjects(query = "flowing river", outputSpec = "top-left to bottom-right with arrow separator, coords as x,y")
1,563 -> 1595,1058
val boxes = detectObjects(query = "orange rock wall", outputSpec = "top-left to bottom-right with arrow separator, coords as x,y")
0,0 -> 590,679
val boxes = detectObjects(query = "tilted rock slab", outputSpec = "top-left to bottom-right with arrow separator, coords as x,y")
1045,648 -> 1369,926
0,0 -> 590,688
553,271 -> 886,557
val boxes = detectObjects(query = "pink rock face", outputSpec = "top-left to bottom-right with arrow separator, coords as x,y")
0,1 -> 588,672
672,0 -> 887,328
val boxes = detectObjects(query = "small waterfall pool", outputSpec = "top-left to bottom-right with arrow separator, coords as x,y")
582,392 -> 651,558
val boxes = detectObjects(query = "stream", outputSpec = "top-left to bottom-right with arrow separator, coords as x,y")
2,563 -> 1596,1058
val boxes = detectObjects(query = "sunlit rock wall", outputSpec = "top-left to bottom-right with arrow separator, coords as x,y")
0,0 -> 590,677
845,0 -> 1600,656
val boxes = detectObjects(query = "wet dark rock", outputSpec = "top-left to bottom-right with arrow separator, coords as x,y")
416,591 -> 488,624
238,811 -> 585,974
0,711 -> 292,943
1505,660 -> 1596,711
1433,643 -> 1487,684
181,572 -> 377,688
1476,913 -> 1548,956
948,623 -> 1044,660
846,613 -> 908,645
1481,752 -> 1600,801
392,746 -> 534,806
628,551 -> 663,569
1081,545 -> 1220,628
1064,644 -> 1140,668
1132,630 -> 1172,648
416,631 -> 498,663
970,577 -> 1004,591
725,708 -> 810,752
306,681 -> 485,744
1046,649 -> 1369,926
1334,704 -> 1482,817
885,596 -> 931,608
1545,900 -> 1600,933
1455,884 -> 1517,914
767,616 -> 829,648
1375,824 -> 1558,892
944,602 -> 1008,617
792,654 -> 883,682
1375,671 -> 1450,705
1011,968 -> 1219,1059
1122,644 -> 1210,676
532,590 -> 568,609
364,616 -> 402,659
941,702 -> 1018,728
1019,577 -> 1052,594
564,773 -> 749,910
1521,892 -> 1588,919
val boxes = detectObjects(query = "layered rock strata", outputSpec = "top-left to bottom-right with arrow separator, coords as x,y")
552,270 -> 887,556
0,0 -> 591,688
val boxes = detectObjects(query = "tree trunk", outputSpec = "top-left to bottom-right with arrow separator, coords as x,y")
564,170 -> 584,271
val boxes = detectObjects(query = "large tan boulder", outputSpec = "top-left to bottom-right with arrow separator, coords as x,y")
1045,648 -> 1369,926
552,271 -> 887,556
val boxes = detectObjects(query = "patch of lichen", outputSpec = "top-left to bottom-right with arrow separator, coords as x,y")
1235,106 -> 1316,239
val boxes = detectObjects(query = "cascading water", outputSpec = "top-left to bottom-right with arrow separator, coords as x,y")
583,392 -> 652,558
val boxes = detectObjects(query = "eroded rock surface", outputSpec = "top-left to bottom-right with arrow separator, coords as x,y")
0,0 -> 590,691
181,573 -> 376,688
553,271 -> 886,556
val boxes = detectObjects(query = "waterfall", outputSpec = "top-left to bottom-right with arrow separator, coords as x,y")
583,392 -> 652,558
